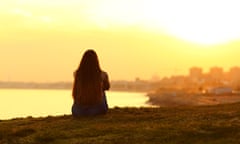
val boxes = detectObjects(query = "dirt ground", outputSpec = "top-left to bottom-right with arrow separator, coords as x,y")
196,95 -> 240,105
148,94 -> 240,107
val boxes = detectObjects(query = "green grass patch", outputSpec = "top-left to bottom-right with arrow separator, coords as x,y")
1,103 -> 240,144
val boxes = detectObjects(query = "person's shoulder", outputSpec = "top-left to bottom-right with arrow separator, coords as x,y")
101,71 -> 108,75
101,71 -> 109,78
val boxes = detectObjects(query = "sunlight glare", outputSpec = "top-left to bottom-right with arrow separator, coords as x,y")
88,0 -> 240,45
141,0 -> 240,45
11,8 -> 33,17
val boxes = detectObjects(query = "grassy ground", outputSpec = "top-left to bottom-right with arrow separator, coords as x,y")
1,103 -> 240,144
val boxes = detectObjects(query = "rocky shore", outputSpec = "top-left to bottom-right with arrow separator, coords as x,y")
147,92 -> 240,107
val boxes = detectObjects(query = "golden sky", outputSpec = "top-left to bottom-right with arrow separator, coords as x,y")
1,0 -> 240,82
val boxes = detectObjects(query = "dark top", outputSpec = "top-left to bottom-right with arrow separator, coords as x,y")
72,71 -> 110,116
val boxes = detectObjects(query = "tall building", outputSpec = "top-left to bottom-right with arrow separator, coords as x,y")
189,67 -> 203,80
209,67 -> 224,80
229,67 -> 240,82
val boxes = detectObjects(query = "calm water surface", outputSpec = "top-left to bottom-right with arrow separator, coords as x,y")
0,89 -> 150,120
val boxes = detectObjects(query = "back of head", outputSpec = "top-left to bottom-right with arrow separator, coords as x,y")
73,49 -> 102,106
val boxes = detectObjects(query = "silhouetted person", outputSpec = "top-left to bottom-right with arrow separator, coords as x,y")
72,49 -> 110,117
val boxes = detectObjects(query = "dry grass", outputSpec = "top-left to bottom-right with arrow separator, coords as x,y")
1,102 -> 240,144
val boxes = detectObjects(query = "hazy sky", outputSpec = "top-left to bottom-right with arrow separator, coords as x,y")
1,0 -> 240,82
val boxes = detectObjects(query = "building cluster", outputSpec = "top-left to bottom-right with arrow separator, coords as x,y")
107,66 -> 240,95
154,66 -> 240,95
110,78 -> 152,92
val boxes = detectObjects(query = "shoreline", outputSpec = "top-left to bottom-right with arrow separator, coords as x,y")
147,92 -> 240,107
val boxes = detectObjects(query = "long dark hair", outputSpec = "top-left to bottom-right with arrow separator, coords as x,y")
72,49 -> 102,105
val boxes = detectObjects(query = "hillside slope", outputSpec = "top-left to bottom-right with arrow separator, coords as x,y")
1,103 -> 240,144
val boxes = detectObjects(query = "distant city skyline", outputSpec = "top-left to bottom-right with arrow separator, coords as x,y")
1,66 -> 240,83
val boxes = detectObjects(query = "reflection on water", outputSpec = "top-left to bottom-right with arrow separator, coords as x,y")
0,89 -> 150,120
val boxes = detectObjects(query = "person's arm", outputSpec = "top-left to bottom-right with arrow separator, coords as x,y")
72,71 -> 79,99
102,71 -> 110,90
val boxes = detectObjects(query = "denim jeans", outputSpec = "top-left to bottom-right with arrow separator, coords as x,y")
72,94 -> 108,117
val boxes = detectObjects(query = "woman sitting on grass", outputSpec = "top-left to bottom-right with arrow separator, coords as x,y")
72,49 -> 110,117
